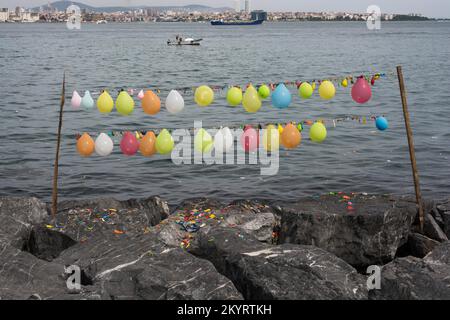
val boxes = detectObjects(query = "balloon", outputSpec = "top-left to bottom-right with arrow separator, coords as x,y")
240,126 -> 259,152
351,77 -> 372,104
272,83 -> 292,109
81,90 -> 94,110
298,82 -> 313,99
281,123 -> 302,149
120,132 -> 139,156
375,117 -> 389,131
341,78 -> 348,88
71,90 -> 81,108
226,87 -> 243,106
140,131 -> 157,156
310,122 -> 327,143
76,133 -> 95,157
155,129 -> 174,155
318,81 -> 336,100
242,85 -> 262,113
278,124 -> 284,135
97,91 -> 114,113
258,84 -> 271,99
95,133 -> 114,156
262,125 -> 280,152
195,85 -> 214,107
165,90 -> 184,114
116,91 -> 135,116
142,90 -> 161,115
214,127 -> 234,153
137,89 -> 145,100
194,128 -> 213,153
128,88 -> 134,95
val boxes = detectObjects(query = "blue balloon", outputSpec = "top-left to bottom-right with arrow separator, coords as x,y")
376,117 -> 389,131
271,84 -> 292,109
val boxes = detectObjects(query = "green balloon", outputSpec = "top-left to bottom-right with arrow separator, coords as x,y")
226,87 -> 243,106
116,91 -> 135,115
258,84 -> 271,99
194,128 -> 213,153
299,82 -> 313,99
155,129 -> 174,154
310,122 -> 327,143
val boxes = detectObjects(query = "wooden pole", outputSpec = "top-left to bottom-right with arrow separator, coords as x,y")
396,66 -> 424,232
51,72 -> 66,221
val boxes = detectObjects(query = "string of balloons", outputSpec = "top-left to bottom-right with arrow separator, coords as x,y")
75,116 -> 389,157
70,72 -> 386,115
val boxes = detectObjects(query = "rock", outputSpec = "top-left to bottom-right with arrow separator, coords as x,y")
278,194 -> 416,268
55,233 -> 242,300
370,241 -> 450,300
436,199 -> 450,238
22,226 -> 77,261
48,196 -> 170,242
0,197 -> 49,249
189,227 -> 367,300
422,214 -> 448,242
397,233 -> 440,258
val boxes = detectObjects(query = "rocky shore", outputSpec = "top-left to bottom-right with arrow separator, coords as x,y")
0,193 -> 449,300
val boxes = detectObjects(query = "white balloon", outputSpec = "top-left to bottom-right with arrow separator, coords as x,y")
71,90 -> 81,108
214,127 -> 234,153
137,89 -> 145,100
165,90 -> 185,114
95,133 -> 114,156
81,90 -> 94,110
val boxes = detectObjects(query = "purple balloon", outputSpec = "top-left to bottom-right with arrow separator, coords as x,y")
351,77 -> 372,104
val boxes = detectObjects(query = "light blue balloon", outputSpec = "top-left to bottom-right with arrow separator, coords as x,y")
81,90 -> 94,110
376,117 -> 389,131
272,83 -> 292,109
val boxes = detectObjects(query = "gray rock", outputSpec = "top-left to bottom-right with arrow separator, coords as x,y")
55,234 -> 242,300
278,194 -> 417,268
397,233 -> 440,258
436,199 -> 450,238
189,227 -> 367,300
370,241 -> 450,300
422,214 -> 448,242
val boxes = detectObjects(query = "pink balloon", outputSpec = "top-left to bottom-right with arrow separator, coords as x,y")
137,90 -> 145,100
351,77 -> 372,104
120,132 -> 140,156
240,127 -> 259,153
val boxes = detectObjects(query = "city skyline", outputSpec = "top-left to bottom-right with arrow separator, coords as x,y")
0,0 -> 449,18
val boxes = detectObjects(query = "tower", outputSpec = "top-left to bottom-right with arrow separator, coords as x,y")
244,0 -> 250,13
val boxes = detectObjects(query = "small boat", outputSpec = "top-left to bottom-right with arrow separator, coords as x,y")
211,19 -> 263,26
167,38 -> 203,46
96,20 -> 107,24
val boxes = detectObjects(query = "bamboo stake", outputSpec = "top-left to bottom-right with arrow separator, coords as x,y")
51,72 -> 66,221
397,66 -> 424,232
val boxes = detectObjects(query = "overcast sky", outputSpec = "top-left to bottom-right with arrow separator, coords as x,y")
0,0 -> 449,18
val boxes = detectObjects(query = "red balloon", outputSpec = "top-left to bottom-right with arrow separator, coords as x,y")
351,77 -> 372,104
240,127 -> 259,152
120,132 -> 140,156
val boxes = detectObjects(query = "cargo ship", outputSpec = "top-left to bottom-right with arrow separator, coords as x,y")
210,19 -> 264,26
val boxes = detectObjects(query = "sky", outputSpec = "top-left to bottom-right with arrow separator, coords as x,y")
0,0 -> 449,18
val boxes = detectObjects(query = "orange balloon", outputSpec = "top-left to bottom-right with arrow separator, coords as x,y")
139,131 -> 157,156
281,123 -> 302,149
142,90 -> 161,115
77,133 -> 95,156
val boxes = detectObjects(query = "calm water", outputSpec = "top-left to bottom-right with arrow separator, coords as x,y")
1,21 -> 450,205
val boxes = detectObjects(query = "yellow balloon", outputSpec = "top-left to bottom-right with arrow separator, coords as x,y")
194,128 -> 213,153
341,78 -> 348,88
318,81 -> 336,100
195,85 -> 214,107
310,122 -> 327,143
242,85 -> 262,113
278,124 -> 284,135
97,91 -> 114,113
226,87 -> 243,106
263,125 -> 280,152
116,91 -> 135,115
155,129 -> 174,155
299,82 -> 313,99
